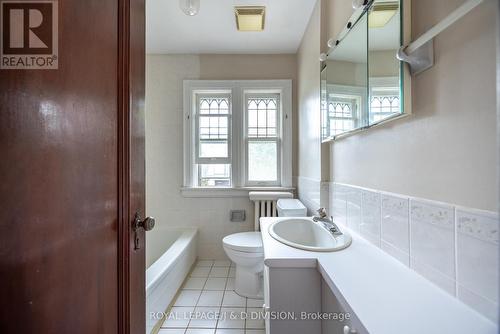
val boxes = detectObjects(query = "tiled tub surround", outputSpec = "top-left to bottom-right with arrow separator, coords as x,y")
157,260 -> 265,334
328,182 -> 499,322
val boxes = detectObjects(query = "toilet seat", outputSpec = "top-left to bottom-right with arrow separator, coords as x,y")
223,232 -> 263,253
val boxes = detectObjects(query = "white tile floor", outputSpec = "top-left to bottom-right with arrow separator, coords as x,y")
159,260 -> 265,334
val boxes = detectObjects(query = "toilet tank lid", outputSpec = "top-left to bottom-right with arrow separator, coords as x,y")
276,199 -> 306,210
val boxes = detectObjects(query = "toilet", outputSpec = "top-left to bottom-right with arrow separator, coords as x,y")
223,232 -> 264,298
223,198 -> 307,299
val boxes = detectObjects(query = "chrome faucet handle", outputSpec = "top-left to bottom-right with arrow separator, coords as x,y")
316,207 -> 327,218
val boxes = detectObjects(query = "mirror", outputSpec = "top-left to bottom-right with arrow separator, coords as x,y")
321,0 -> 407,141
321,14 -> 367,139
368,0 -> 402,125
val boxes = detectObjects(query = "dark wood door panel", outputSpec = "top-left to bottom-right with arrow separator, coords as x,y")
0,0 -> 121,333
129,0 -> 146,332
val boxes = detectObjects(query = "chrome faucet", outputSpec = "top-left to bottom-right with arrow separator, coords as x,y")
312,208 -> 343,236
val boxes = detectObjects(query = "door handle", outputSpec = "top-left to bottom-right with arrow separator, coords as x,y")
132,212 -> 155,250
133,213 -> 155,232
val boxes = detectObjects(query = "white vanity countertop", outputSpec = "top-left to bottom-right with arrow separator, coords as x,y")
260,218 -> 497,334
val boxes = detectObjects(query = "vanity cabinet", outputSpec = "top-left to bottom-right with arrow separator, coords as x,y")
260,218 -> 497,334
264,265 -> 367,334
321,279 -> 368,334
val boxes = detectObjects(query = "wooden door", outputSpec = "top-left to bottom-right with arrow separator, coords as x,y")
121,0 -> 147,332
0,0 -> 146,333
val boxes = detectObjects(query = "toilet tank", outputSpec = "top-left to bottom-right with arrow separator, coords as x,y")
276,199 -> 307,217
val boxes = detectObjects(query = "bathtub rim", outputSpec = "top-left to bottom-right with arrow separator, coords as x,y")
146,227 -> 197,293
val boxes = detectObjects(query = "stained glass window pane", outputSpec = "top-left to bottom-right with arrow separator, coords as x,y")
198,96 -> 230,159
369,95 -> 400,123
328,97 -> 356,135
247,96 -> 278,138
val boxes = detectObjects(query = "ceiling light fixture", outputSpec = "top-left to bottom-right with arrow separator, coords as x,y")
179,0 -> 200,16
368,2 -> 398,28
234,6 -> 266,32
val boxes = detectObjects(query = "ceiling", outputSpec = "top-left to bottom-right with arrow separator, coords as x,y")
146,0 -> 317,54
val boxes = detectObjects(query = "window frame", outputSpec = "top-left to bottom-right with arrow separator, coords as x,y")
369,76 -> 401,123
328,94 -> 360,136
243,92 -> 282,187
194,93 -> 232,165
183,80 -> 292,192
326,84 -> 367,137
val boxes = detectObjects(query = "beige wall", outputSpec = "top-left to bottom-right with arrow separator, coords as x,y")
326,60 -> 366,86
369,50 -> 399,77
296,0 -> 323,211
198,54 -> 298,177
145,54 -> 297,259
325,0 -> 498,211
297,1 -> 322,181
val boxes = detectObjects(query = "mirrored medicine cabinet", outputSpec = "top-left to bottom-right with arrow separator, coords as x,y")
321,0 -> 411,141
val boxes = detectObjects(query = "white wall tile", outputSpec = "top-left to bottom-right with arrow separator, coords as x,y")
456,208 -> 499,321
320,182 -> 330,211
381,194 -> 409,258
331,184 -> 347,226
321,182 -> 498,321
298,176 -> 321,214
410,199 -> 455,294
458,285 -> 498,323
381,241 -> 409,266
344,185 -> 361,232
360,190 -> 381,247
411,258 -> 456,295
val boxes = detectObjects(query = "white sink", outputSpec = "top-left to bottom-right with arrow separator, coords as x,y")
268,218 -> 352,252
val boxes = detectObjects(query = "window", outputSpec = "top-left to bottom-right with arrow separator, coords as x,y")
245,94 -> 280,185
369,77 -> 401,123
183,80 -> 292,191
370,95 -> 400,122
321,84 -> 367,139
328,95 -> 360,136
195,94 -> 231,186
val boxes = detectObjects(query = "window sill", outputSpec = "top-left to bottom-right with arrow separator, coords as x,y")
180,186 -> 296,198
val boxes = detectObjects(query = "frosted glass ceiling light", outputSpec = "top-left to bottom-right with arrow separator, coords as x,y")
369,2 -> 398,28
180,0 -> 200,16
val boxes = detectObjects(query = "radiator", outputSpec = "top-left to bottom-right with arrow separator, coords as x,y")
249,191 -> 293,231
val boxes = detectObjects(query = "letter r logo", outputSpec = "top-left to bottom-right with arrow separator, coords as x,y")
2,1 -> 55,54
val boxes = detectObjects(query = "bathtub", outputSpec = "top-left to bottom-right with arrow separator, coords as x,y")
146,227 -> 197,333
